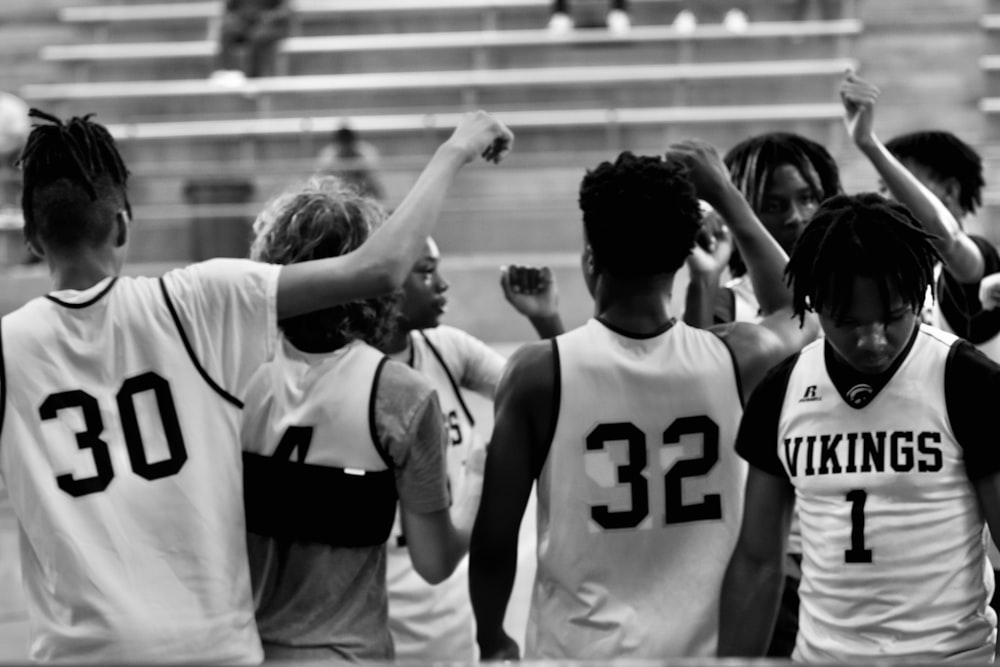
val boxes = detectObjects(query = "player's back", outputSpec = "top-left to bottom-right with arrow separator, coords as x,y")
0,271 -> 266,663
528,318 -> 745,659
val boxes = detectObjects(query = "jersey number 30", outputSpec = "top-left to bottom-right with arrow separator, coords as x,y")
40,371 -> 188,498
586,416 -> 721,530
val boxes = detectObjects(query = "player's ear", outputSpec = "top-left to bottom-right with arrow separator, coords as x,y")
24,236 -> 44,260
941,177 -> 961,209
113,209 -> 130,247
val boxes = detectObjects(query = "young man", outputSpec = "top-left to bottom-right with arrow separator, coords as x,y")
1,108 -> 511,662
841,72 -> 1000,603
719,193 -> 1000,662
241,176 -> 480,660
469,142 -> 818,660
382,237 -> 562,661
685,131 -> 842,327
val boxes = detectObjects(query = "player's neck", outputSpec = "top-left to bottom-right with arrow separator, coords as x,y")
381,324 -> 412,356
47,249 -> 121,291
593,275 -> 675,335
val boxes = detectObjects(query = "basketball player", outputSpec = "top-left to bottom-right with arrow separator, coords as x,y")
240,176 -> 486,660
684,131 -> 842,327
719,193 -> 1000,662
469,141 -> 819,660
383,239 -> 562,662
0,108 -> 511,662
840,71 -> 1000,343
682,130 -> 841,657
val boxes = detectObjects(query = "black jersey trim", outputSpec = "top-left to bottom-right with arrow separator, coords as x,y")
0,320 -> 7,441
717,334 -> 745,407
419,330 -> 476,427
45,277 -> 118,309
369,356 -> 394,470
595,315 -> 675,340
159,278 -> 243,409
534,338 -> 561,480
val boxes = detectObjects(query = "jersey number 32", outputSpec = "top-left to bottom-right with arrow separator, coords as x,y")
586,415 -> 721,530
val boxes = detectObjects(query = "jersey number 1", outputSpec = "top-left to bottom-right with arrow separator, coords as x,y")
40,371 -> 188,498
845,489 -> 873,563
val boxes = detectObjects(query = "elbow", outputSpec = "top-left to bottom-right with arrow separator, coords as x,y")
415,551 -> 462,585
363,256 -> 409,296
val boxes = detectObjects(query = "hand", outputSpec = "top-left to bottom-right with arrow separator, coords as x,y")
840,69 -> 879,149
481,632 -> 521,661
445,110 -> 514,165
500,265 -> 559,319
979,273 -> 1000,310
686,209 -> 733,277
665,139 -> 732,207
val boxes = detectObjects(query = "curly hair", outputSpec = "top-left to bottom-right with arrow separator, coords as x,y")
785,193 -> 940,326
885,130 -> 984,217
579,151 -> 700,278
251,176 -> 396,351
724,132 -> 842,277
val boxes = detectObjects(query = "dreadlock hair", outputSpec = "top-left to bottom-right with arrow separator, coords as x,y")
578,151 -> 700,279
18,108 -> 131,251
725,132 -> 842,277
785,193 -> 940,326
884,130 -> 984,217
250,176 -> 396,352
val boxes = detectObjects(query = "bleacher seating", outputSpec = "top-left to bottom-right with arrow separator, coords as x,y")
18,0 -> 863,279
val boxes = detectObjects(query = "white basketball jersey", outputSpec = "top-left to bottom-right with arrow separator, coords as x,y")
725,276 -> 761,324
386,328 -> 482,660
241,337 -> 388,471
0,261 -> 277,663
779,328 -> 996,662
528,318 -> 745,659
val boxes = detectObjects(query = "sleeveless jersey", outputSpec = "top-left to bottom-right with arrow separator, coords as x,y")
0,261 -> 278,663
725,275 -> 761,323
777,328 -> 996,662
528,318 -> 745,659
386,327 -> 490,660
242,337 -> 399,658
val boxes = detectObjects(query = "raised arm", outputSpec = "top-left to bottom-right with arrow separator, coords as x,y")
683,210 -> 733,328
840,71 -> 983,283
277,111 -> 514,319
470,341 -> 556,660
500,264 -> 566,339
667,140 -> 791,317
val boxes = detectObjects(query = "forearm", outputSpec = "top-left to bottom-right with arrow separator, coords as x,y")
684,273 -> 721,328
717,549 -> 785,657
362,142 -> 467,286
713,187 -> 790,315
859,139 -> 983,282
528,313 -> 565,339
276,143 -> 467,319
470,536 -> 519,657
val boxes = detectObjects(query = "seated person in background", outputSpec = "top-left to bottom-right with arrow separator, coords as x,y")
241,178 -> 484,661
383,239 -> 563,661
470,141 -> 818,660
211,0 -> 291,84
548,0 -> 630,35
315,125 -> 387,202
